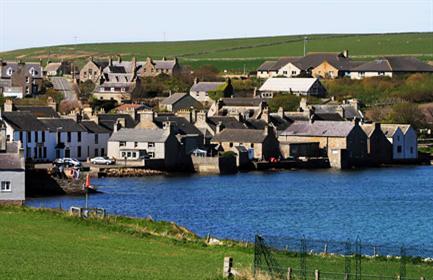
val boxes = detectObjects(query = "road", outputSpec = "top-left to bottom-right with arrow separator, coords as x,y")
50,77 -> 77,101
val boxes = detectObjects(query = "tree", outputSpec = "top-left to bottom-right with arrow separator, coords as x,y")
386,102 -> 426,129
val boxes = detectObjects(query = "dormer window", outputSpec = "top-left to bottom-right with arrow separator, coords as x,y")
6,68 -> 13,76
29,67 -> 36,76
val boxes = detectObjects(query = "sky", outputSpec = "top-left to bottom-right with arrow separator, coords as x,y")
0,0 -> 432,52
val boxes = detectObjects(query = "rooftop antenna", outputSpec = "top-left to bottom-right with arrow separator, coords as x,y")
303,36 -> 308,56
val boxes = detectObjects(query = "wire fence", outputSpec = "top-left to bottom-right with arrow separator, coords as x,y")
253,235 -> 433,280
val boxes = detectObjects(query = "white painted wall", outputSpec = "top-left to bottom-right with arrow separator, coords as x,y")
350,71 -> 393,80
403,127 -> 417,159
277,63 -> 301,77
0,170 -> 25,202
108,140 -> 165,160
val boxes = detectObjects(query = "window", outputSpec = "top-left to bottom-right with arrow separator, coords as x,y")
148,142 -> 155,148
84,71 -> 87,76
410,147 -> 414,154
127,152 -> 131,158
65,148 -> 70,157
283,71 -> 288,75
67,132 -> 71,142
6,68 -> 13,76
27,131 -> 32,143
95,149 -> 98,157
121,152 -> 126,157
120,141 -> 126,147
26,77 -> 30,83
229,142 -> 233,147
34,131 -> 38,143
42,131 -> 45,142
43,147 -> 47,158
397,146 -> 402,153
78,132 -> 81,142
148,152 -> 155,158
251,143 -> 254,148
121,87 -> 125,92
95,134 -> 99,144
1,181 -> 11,192
77,146 -> 81,158
25,86 -> 29,94
19,131 -> 23,141
132,152 -> 137,158
34,147 -> 37,157
134,142 -> 138,148
378,71 -> 385,76
101,148 -> 105,156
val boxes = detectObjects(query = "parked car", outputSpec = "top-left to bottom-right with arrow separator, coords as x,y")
90,156 -> 115,165
63,158 -> 82,167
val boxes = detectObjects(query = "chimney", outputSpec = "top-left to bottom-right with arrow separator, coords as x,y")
277,107 -> 284,118
194,77 -> 199,84
253,87 -> 257,98
300,97 -> 308,111
0,122 -> 6,152
138,110 -> 154,122
39,58 -> 43,66
264,123 -> 275,136
132,56 -> 137,71
348,98 -> 359,111
216,121 -> 224,134
47,96 -> 57,111
117,55 -> 121,63
4,99 -> 13,112
336,106 -> 345,118
374,122 -> 381,131
162,56 -> 166,61
89,56 -> 94,62
113,119 -> 124,132
309,114 -> 315,124
162,121 -> 175,134
343,50 -> 349,58
352,117 -> 360,126
262,106 -> 269,123
196,110 -> 207,124
109,57 -> 113,66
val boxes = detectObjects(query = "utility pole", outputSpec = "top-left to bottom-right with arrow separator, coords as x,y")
303,36 -> 308,56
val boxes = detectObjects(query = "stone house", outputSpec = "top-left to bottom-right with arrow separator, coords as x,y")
159,92 -> 203,112
279,120 -> 368,168
139,57 -> 180,77
79,57 -> 109,83
113,103 -> 151,120
381,124 -> 417,160
211,125 -> 280,160
0,60 -> 43,97
207,97 -> 266,119
44,61 -> 76,76
299,98 -> 364,121
107,122 -> 181,169
259,77 -> 326,97
0,124 -> 25,206
189,79 -> 233,104
360,123 -> 392,164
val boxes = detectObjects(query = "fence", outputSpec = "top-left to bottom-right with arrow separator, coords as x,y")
253,235 -> 433,280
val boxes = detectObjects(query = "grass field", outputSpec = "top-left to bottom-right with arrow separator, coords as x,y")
1,32 -> 432,72
1,206 -> 432,279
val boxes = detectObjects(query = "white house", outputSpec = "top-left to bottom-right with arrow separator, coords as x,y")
79,120 -> 111,158
381,124 -> 417,160
1,111 -> 50,161
256,58 -> 301,79
259,77 -> 326,97
0,123 -> 25,205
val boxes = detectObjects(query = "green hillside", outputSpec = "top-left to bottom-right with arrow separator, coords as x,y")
1,32 -> 432,72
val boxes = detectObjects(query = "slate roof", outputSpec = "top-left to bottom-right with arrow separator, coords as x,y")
245,115 -> 291,133
311,104 -> 362,120
313,113 -> 345,121
160,92 -> 188,105
256,57 -> 300,72
115,103 -> 151,111
212,128 -> 268,143
154,60 -> 177,70
154,114 -> 202,135
40,118 -> 86,132
2,111 -> 46,131
98,114 -> 137,132
93,61 -> 109,69
259,78 -> 319,92
0,61 -> 43,79
190,82 -> 225,92
293,52 -> 347,70
257,60 -> 277,71
281,121 -> 356,137
109,128 -> 170,143
44,62 -> 62,72
220,97 -> 264,107
0,151 -> 24,170
360,123 -> 376,137
207,116 -> 247,132
380,124 -> 412,137
79,120 -> 111,134
14,105 -> 60,118
108,66 -> 127,73
352,56 -> 433,72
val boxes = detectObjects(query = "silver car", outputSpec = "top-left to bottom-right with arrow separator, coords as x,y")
90,156 -> 115,165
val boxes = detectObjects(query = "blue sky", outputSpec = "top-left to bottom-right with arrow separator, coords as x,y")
0,0 -> 432,52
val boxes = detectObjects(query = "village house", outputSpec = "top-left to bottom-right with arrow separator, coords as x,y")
259,77 -> 326,97
189,78 -> 233,104
113,103 -> 151,120
92,56 -> 139,103
0,60 -> 43,98
211,125 -> 280,160
0,122 -> 25,206
79,120 -> 111,158
97,113 -> 138,133
79,57 -> 109,83
207,97 -> 266,119
107,122 -> 181,169
360,122 -> 392,164
44,61 -> 76,76
138,57 -> 180,77
279,120 -> 368,168
256,57 -> 300,79
3,98 -> 59,118
1,111 -> 49,161
350,56 -> 433,79
299,98 -> 364,121
39,118 -> 87,160
381,124 -> 417,161
159,92 -> 203,112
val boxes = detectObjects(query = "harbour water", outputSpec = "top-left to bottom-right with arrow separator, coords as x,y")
27,166 -> 433,246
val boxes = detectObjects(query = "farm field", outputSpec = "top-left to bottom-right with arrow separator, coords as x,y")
1,32 -> 432,72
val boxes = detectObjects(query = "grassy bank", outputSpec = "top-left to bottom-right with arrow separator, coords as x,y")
1,32 -> 432,71
1,206 -> 433,279
0,206 -> 252,279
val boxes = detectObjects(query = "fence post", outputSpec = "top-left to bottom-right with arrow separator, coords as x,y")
344,273 -> 349,280
420,277 -> 425,280
287,267 -> 292,280
315,269 -> 320,280
223,256 -> 233,278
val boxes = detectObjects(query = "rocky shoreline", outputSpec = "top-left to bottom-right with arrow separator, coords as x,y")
98,167 -> 166,177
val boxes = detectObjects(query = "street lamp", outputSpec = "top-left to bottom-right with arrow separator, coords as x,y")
303,36 -> 308,56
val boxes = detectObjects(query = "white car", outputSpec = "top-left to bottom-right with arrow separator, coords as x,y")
63,158 -> 82,167
91,156 -> 115,165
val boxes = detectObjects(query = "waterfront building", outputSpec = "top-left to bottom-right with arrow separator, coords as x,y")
360,123 -> 393,164
381,124 -> 418,160
0,121 -> 25,205
79,120 -> 111,158
279,120 -> 368,168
